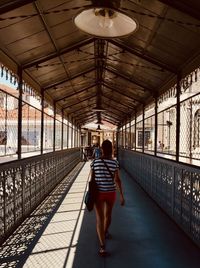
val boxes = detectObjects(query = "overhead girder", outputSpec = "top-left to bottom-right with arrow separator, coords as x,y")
77,115 -> 97,125
102,111 -> 121,122
105,107 -> 126,118
68,103 -> 96,115
55,83 -> 97,102
43,67 -> 95,91
103,86 -> 136,108
102,82 -> 143,104
74,111 -> 96,121
0,0 -> 36,15
94,39 -> 107,109
67,99 -> 96,114
107,39 -> 177,74
103,105 -> 126,117
103,117 -> 119,126
101,96 -> 131,115
105,67 -> 155,93
158,0 -> 200,21
33,1 -> 74,91
63,94 -> 96,109
102,115 -> 119,125
23,38 -> 94,69
102,93 -> 135,110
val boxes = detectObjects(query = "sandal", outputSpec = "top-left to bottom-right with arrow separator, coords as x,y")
99,245 -> 109,257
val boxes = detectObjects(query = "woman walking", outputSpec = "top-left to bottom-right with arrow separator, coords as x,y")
90,139 -> 125,256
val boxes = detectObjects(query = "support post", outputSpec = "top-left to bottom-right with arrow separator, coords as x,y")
154,95 -> 158,156
142,105 -> 145,153
40,90 -> 44,154
17,66 -> 22,160
176,73 -> 181,162
134,111 -> 137,150
61,109 -> 64,150
53,101 -> 56,151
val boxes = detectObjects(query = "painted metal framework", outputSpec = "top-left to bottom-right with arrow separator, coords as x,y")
118,66 -> 200,167
0,64 -> 80,160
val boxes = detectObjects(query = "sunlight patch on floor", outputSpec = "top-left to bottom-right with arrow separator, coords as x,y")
23,162 -> 91,268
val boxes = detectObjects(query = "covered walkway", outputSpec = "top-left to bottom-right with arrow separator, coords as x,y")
0,162 -> 199,268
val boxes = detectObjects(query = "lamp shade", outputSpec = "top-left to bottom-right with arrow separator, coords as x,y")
74,8 -> 138,38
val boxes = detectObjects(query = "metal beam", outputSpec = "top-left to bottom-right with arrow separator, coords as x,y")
102,112 -> 121,122
63,94 -> 96,109
105,67 -> 154,93
23,38 -> 94,69
108,39 -> 177,73
77,115 -> 96,125
102,95 -> 133,113
75,111 -> 95,119
0,0 -> 36,15
72,107 -> 95,116
102,93 -> 135,110
104,106 -> 125,117
55,83 -> 97,102
102,117 -> 119,125
103,82 -> 142,103
102,86 -> 138,108
43,67 -> 95,91
158,0 -> 200,21
102,96 -> 130,115
68,103 -> 96,115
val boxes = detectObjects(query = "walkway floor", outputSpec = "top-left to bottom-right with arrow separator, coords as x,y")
0,161 -> 199,268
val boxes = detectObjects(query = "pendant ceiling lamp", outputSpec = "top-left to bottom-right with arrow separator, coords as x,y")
96,124 -> 101,131
74,1 -> 138,38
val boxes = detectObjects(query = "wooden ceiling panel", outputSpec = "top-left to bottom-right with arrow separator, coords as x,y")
0,0 -> 200,127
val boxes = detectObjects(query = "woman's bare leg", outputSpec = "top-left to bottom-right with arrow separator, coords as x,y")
94,201 -> 105,247
104,201 -> 114,235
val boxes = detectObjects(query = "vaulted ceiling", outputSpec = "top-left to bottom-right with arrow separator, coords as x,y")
0,0 -> 200,127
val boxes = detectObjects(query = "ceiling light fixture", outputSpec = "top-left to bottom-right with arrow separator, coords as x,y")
96,124 -> 101,131
74,7 -> 138,38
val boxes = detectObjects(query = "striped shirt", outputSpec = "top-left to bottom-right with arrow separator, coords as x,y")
91,158 -> 119,192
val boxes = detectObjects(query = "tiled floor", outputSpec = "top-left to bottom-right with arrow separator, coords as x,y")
0,161 -> 200,268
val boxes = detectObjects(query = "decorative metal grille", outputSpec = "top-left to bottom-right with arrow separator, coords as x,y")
0,148 -> 80,244
119,149 -> 200,247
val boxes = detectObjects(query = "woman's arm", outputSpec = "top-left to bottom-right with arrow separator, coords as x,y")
114,169 -> 125,206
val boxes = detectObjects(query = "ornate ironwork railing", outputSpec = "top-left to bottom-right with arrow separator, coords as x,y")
119,148 -> 200,247
0,148 -> 80,244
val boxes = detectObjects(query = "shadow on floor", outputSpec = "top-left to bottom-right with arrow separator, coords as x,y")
71,169 -> 200,268
0,163 -> 84,268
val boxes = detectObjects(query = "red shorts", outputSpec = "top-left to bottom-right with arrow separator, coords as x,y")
96,191 -> 116,204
